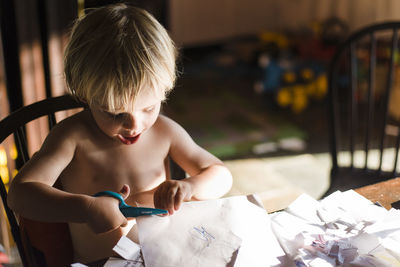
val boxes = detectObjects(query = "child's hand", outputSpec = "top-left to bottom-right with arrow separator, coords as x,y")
153,180 -> 193,215
86,185 -> 130,233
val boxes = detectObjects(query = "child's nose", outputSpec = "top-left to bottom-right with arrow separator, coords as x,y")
122,114 -> 138,131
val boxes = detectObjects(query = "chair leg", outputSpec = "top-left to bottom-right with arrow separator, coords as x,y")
0,205 -> 11,257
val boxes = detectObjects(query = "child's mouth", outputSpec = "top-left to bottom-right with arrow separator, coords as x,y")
118,134 -> 140,145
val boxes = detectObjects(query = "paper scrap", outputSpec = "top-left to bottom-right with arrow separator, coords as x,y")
103,257 -> 144,267
103,236 -> 144,267
271,190 -> 400,266
113,236 -> 141,260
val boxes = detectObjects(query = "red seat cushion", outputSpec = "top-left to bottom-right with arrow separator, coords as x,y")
19,218 -> 73,267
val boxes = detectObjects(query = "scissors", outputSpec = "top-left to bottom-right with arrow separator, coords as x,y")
93,190 -> 168,217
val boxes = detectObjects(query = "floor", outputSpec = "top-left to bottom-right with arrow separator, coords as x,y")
224,152 -> 331,212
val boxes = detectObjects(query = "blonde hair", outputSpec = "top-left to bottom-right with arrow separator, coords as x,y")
64,3 -> 177,111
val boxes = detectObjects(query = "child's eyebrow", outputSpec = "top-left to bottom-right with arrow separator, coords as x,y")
100,108 -> 123,115
101,99 -> 162,113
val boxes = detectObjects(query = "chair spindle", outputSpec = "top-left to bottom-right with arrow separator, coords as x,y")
48,113 -> 57,129
15,127 -> 29,164
379,28 -> 398,172
350,43 -> 358,169
364,33 -> 376,169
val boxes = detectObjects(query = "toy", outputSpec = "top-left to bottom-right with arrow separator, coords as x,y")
255,47 -> 328,113
255,29 -> 333,113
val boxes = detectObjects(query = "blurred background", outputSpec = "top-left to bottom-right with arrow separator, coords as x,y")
1,0 -> 400,264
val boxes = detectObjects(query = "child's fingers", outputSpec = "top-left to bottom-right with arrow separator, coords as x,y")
120,217 -> 128,227
174,188 -> 184,211
107,212 -> 128,232
167,186 -> 178,214
154,181 -> 189,215
154,185 -> 170,213
119,184 -> 130,200
154,184 -> 166,208
92,214 -> 127,234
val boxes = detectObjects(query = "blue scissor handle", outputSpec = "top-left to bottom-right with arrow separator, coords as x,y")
93,190 -> 168,217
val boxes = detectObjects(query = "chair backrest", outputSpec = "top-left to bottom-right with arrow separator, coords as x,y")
0,94 -> 85,266
328,22 -> 400,187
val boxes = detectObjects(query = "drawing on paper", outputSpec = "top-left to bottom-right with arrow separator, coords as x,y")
190,226 -> 216,247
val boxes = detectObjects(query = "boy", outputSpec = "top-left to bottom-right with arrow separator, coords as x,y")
7,3 -> 232,264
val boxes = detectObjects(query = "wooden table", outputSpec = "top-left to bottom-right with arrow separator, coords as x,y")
355,177 -> 400,210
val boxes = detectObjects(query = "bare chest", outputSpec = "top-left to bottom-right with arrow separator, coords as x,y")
59,133 -> 170,197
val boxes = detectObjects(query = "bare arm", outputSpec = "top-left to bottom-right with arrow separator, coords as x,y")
7,118 -> 126,232
154,116 -> 232,213
7,120 -> 90,222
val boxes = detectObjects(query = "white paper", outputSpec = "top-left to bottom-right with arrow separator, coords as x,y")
70,263 -> 89,267
113,236 -> 141,260
103,257 -> 144,267
271,190 -> 400,266
103,236 -> 144,267
136,195 -> 286,267
285,193 -> 322,222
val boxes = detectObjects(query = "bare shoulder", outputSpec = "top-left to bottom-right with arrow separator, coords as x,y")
153,114 -> 200,151
40,110 -> 92,152
155,114 -> 181,128
50,110 -> 91,138
154,115 -> 187,137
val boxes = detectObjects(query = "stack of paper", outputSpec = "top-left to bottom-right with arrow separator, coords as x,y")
136,195 -> 287,267
97,195 -> 287,267
270,190 -> 400,267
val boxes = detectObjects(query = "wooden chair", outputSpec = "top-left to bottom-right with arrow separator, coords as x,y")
0,95 -> 85,266
324,21 -> 400,197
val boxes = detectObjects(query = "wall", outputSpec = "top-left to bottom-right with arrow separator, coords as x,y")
169,0 -> 400,46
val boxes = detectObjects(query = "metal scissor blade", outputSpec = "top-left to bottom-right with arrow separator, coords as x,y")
120,207 -> 168,217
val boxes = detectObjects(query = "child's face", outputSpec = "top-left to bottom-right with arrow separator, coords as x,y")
90,89 -> 163,145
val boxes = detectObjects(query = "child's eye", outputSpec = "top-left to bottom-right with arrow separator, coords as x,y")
144,106 -> 155,112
